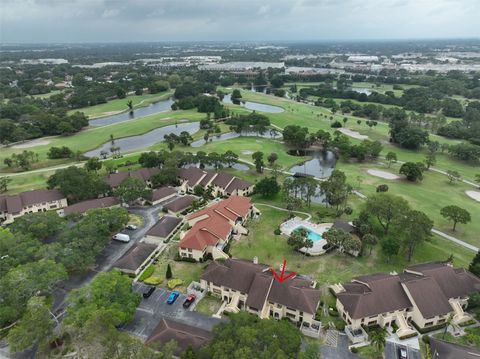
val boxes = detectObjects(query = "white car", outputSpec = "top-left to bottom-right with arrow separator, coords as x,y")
112,233 -> 131,242
126,224 -> 138,230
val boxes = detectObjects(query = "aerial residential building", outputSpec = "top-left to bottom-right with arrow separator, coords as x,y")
149,186 -> 177,205
163,195 -> 197,215
113,242 -> 158,276
105,168 -> 160,188
200,258 -> 321,325
331,262 -> 480,341
178,196 -> 257,261
145,216 -> 183,244
58,196 -> 120,217
0,189 -> 67,224
178,167 -> 253,197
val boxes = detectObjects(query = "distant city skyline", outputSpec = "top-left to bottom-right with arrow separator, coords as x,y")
1,0 -> 479,44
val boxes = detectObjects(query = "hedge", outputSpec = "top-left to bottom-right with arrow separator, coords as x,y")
138,265 -> 155,281
167,278 -> 183,289
143,276 -> 163,285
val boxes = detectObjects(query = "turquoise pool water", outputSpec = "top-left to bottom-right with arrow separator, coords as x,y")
294,226 -> 323,242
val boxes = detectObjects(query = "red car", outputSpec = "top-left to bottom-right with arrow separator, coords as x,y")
183,294 -> 196,308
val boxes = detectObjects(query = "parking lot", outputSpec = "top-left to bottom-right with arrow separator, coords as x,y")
385,341 -> 421,359
122,282 -> 223,339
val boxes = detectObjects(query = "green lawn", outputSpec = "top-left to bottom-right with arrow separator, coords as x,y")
229,203 -> 475,285
195,295 -> 223,316
31,90 -> 64,99
68,91 -> 173,118
0,109 -> 203,171
336,160 -> 480,247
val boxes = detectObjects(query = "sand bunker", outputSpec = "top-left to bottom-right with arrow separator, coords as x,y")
241,150 -> 254,155
465,191 -> 480,202
338,128 -> 369,140
367,169 -> 400,180
12,139 -> 51,148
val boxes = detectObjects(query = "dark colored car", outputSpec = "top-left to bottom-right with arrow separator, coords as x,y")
143,286 -> 156,298
183,294 -> 196,308
167,291 -> 180,304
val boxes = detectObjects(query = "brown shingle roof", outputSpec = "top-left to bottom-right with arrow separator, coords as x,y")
333,219 -> 355,233
211,172 -> 235,189
151,187 -> 177,202
402,276 -> 452,318
225,177 -> 252,193
62,196 -> 120,215
0,189 -> 65,214
146,318 -> 212,354
178,167 -> 206,187
201,259 -> 321,315
429,338 -> 480,359
146,216 -> 182,238
113,243 -> 157,271
105,168 -> 160,187
163,195 -> 196,213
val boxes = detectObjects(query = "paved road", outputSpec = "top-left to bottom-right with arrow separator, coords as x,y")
385,341 -> 421,359
320,333 -> 362,359
432,228 -> 479,252
122,282 -> 223,339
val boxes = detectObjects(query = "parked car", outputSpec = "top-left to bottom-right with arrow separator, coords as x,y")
143,286 -> 156,298
126,224 -> 138,230
112,233 -> 130,242
183,294 -> 196,308
398,347 -> 407,359
167,291 -> 180,304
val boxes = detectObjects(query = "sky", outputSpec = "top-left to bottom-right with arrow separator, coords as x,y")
1,0 -> 479,43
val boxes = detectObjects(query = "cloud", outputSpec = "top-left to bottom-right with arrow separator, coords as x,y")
0,0 -> 478,43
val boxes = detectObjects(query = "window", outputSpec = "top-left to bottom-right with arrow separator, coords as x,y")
425,321 -> 433,326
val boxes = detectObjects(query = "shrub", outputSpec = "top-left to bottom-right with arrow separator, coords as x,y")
351,347 -> 358,353
344,207 -> 353,215
138,265 -> 155,281
376,184 -> 389,192
421,335 -> 430,344
335,321 -> 346,331
167,278 -> 183,289
143,276 -> 163,285
274,228 -> 281,235
331,121 -> 342,128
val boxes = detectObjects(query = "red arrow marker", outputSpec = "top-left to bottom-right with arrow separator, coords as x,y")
270,259 -> 296,283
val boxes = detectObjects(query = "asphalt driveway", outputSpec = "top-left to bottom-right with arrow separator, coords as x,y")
122,282 -> 223,339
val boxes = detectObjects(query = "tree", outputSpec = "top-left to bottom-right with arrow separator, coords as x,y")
370,328 -> 387,352
365,193 -> 409,234
252,151 -> 264,173
440,205 -> 471,231
469,250 -> 480,277
10,211 -> 66,241
446,170 -> 461,184
424,152 -> 436,169
166,263 -> 173,279
0,260 -> 67,327
381,237 -> 400,263
399,162 -> 425,182
385,151 -> 397,168
254,177 -> 281,198
47,166 -> 110,203
0,176 -> 11,193
231,89 -> 242,102
323,228 -> 351,253
201,312 -> 301,358
7,296 -> 55,353
362,234 -> 378,255
85,156 -> 102,172
319,170 -> 351,210
397,210 -> 433,262
0,228 -> 42,276
287,229 -> 308,252
113,177 -> 152,205
475,174 -> 480,188
267,152 -> 278,166
299,343 -> 320,359
65,270 -> 141,328
376,184 -> 389,193
222,150 -> 239,167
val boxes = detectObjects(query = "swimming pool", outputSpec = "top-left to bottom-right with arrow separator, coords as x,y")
294,226 -> 323,242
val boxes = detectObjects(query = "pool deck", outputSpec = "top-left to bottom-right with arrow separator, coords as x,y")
280,217 -> 332,256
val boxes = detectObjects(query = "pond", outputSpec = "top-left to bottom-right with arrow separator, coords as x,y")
288,150 -> 336,179
190,131 -> 282,148
84,122 -> 200,158
89,98 -> 174,126
222,94 -> 284,113
351,87 -> 372,95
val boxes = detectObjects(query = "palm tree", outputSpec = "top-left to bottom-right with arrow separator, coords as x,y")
442,314 -> 453,339
369,328 -> 387,352
127,100 -> 133,112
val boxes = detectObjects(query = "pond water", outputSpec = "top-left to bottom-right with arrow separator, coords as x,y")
289,150 -> 336,179
351,87 -> 372,95
190,131 -> 282,148
222,94 -> 284,113
89,98 -> 174,126
84,122 -> 200,158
